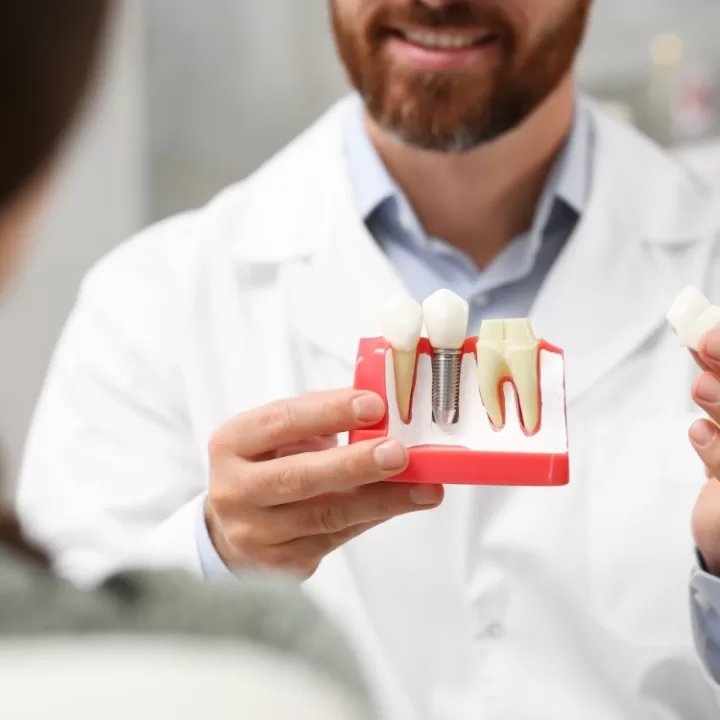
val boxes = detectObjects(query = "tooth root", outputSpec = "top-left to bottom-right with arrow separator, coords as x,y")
504,320 -> 540,434
477,320 -> 508,429
392,349 -> 417,424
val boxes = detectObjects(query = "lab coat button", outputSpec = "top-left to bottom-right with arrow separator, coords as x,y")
483,622 -> 506,639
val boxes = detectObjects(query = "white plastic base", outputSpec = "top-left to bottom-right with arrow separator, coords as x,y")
385,351 -> 567,454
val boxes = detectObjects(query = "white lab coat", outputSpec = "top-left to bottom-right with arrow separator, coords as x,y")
16,97 -> 720,718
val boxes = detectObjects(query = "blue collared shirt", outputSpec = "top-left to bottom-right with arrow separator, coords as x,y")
344,93 -> 592,334
195,95 -> 594,579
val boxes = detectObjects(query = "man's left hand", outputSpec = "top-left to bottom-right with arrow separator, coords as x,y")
687,329 -> 720,574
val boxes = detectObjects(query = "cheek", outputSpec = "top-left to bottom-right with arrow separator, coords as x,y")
0,182 -> 48,291
331,0 -> 368,30
0,232 -> 29,291
514,0 -> 580,41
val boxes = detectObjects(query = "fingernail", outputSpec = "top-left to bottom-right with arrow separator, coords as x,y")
705,332 -> 720,362
410,484 -> 442,506
690,420 -> 717,448
373,439 -> 407,470
696,374 -> 720,404
352,393 -> 386,422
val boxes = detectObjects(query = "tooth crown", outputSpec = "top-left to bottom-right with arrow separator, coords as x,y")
422,289 -> 469,350
379,294 -> 423,352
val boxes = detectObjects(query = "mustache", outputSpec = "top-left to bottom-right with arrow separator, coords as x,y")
370,1 -> 515,33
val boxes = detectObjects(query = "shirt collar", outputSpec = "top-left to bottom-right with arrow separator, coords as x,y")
344,92 -> 592,226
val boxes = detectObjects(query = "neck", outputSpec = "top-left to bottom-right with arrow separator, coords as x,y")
365,73 -> 576,268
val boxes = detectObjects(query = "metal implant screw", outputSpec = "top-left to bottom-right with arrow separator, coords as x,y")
431,349 -> 462,425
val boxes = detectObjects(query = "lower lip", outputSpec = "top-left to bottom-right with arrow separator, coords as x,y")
386,34 -> 501,72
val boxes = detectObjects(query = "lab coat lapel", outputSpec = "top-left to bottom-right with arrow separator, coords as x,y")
530,119 -> 685,405
530,188 -> 665,404
289,157 -> 407,371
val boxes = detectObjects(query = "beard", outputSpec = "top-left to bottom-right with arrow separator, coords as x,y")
331,0 -> 592,153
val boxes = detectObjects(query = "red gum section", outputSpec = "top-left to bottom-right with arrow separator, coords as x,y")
350,336 -> 569,487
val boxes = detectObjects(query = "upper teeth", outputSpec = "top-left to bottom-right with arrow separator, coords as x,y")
477,319 -> 540,434
404,32 -> 479,49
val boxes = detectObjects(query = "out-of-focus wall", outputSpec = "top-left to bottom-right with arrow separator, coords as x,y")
0,0 -> 147,492
578,0 -> 720,84
145,0 -> 720,221
145,0 -> 348,220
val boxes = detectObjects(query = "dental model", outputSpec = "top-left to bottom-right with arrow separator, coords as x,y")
350,291 -> 569,487
379,294 -> 424,424
666,286 -> 720,351
422,290 -> 469,426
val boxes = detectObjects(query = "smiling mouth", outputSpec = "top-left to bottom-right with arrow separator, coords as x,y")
388,28 -> 500,51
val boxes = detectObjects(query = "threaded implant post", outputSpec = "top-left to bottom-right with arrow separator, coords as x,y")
431,349 -> 462,425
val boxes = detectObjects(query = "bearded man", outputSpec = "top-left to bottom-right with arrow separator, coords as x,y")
17,2 -> 720,717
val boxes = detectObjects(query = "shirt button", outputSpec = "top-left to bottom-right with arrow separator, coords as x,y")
483,622 -> 506,639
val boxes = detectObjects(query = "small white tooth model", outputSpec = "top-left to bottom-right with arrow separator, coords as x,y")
667,286 -> 720,351
422,290 -> 469,426
379,294 -> 424,424
350,290 -> 570,487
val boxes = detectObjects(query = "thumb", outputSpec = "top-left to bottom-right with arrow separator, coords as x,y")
693,479 -> 720,574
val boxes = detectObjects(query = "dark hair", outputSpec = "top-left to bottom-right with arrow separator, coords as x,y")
0,0 -> 111,208
0,1 -> 111,565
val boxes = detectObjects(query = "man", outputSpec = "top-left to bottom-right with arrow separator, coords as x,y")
15,0 -> 720,716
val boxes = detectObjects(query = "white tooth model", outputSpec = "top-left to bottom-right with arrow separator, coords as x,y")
421,289 -> 469,351
422,290 -> 469,426
667,286 -> 720,351
379,294 -> 424,423
478,319 -> 540,434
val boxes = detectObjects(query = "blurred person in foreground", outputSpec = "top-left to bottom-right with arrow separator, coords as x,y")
0,3 -> 369,718
15,0 -> 720,717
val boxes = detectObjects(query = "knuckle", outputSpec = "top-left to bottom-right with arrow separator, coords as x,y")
206,486 -> 230,515
263,399 -> 300,438
256,545 -> 295,568
314,503 -> 347,534
210,467 -> 252,509
274,463 -> 313,500
208,426 -> 233,457
371,495 -> 395,519
228,523 -> 264,553
332,446 -> 374,485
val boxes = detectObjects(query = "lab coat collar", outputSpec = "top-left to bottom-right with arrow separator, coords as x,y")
226,93 -> 718,269
230,94 -> 720,404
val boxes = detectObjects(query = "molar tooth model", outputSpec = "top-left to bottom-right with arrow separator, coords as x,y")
350,290 -> 570,486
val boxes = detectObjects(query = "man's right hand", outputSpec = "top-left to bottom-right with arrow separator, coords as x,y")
205,389 -> 444,578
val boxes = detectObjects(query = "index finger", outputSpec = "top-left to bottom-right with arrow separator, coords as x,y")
697,329 -> 720,372
218,389 -> 386,458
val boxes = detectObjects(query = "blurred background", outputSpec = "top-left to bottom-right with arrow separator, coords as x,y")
2,0 -> 720,491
